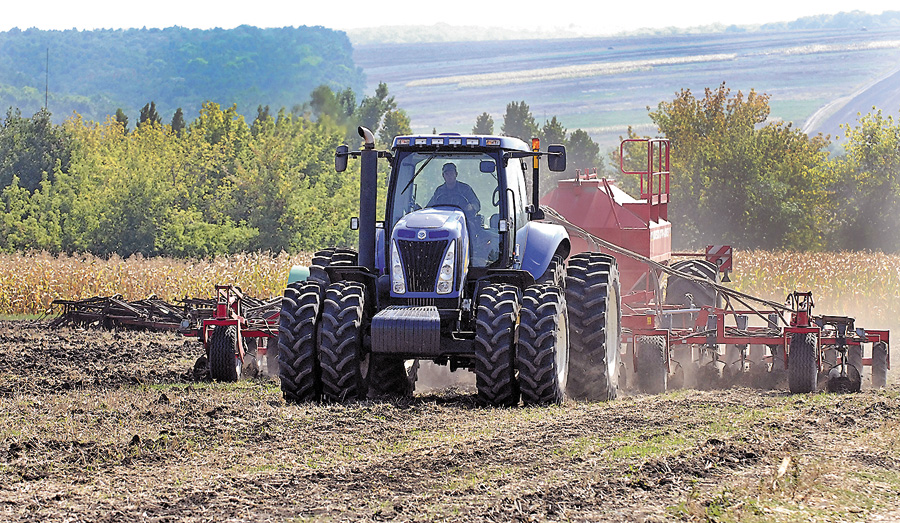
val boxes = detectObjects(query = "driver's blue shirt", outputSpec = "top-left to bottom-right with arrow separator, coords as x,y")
427,181 -> 481,214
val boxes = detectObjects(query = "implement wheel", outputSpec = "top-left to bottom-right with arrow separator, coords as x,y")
517,285 -> 569,406
474,284 -> 520,407
565,252 -> 621,401
209,325 -> 239,382
788,332 -> 818,393
318,282 -> 368,402
278,281 -> 322,403
872,342 -> 888,389
636,335 -> 668,394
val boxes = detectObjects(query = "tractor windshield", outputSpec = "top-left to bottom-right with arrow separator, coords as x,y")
390,151 -> 502,266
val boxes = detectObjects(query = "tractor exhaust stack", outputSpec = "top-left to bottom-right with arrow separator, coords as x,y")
357,126 -> 377,273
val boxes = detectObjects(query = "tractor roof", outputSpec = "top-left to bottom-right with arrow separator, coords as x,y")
391,134 -> 530,153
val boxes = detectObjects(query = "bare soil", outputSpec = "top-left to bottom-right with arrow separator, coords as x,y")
1,320 -> 899,522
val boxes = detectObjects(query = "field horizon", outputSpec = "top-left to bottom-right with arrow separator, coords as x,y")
354,26 -> 900,152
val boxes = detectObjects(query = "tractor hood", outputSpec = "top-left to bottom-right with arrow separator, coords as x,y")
389,208 -> 469,299
400,208 -> 462,229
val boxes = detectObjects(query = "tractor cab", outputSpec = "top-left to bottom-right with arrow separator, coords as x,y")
383,134 -> 533,301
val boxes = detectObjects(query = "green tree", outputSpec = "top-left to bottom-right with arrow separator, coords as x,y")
500,100 -> 539,141
138,101 -> 162,127
473,112 -> 494,134
171,107 -> 186,136
115,108 -> 129,133
0,108 -> 74,192
541,116 -> 567,145
252,105 -> 273,135
828,109 -> 900,251
355,82 -> 396,137
649,83 -> 830,249
566,129 -> 600,173
379,110 -> 412,144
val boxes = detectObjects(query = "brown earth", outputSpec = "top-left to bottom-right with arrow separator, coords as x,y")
0,320 -> 899,522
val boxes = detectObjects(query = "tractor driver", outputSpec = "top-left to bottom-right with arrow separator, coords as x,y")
427,162 -> 481,216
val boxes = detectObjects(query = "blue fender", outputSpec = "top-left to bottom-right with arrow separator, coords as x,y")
517,221 -> 570,280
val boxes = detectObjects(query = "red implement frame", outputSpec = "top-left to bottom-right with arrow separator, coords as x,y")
544,138 -> 890,387
188,285 -> 279,364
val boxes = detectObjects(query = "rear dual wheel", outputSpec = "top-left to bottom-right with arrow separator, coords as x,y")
565,253 -> 621,401
318,282 -> 368,402
517,285 -> 568,406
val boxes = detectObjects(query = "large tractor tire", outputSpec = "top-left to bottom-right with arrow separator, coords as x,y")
369,355 -> 415,399
309,248 -> 359,287
872,342 -> 888,389
209,325 -> 239,382
565,252 -> 621,401
517,285 -> 569,406
788,332 -> 818,393
278,281 -> 323,403
536,254 -> 566,287
636,335 -> 668,394
474,284 -> 521,407
318,282 -> 368,402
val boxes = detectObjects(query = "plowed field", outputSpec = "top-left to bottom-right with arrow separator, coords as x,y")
1,321 -> 899,522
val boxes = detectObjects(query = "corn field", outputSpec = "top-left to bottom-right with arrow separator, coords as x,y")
730,250 -> 900,327
2,251 -> 899,328
0,251 -> 312,316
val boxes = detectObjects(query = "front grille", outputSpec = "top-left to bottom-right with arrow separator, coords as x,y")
398,239 -> 448,293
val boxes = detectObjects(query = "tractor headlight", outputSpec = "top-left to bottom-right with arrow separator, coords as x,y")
437,240 -> 456,294
391,241 -> 406,294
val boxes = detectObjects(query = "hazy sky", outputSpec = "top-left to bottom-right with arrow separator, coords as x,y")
2,1 -> 898,34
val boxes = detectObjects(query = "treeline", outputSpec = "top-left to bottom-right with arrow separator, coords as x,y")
2,81 -> 899,256
0,26 -> 364,125
623,83 -> 900,251
0,82 -> 411,258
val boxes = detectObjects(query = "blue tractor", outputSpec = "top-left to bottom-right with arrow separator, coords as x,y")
277,127 -> 622,406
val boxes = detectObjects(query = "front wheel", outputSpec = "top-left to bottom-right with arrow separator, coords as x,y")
474,284 -> 520,407
318,282 -> 367,402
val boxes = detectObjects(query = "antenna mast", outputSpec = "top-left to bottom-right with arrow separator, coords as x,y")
44,48 -> 49,110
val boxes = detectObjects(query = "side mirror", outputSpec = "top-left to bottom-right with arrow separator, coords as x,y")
480,160 -> 496,173
335,145 -> 349,172
547,144 -> 566,172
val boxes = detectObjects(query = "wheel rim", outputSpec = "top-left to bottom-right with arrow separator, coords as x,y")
556,305 -> 569,392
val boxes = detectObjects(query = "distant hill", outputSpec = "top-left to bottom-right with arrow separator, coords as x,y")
347,10 -> 900,44
353,24 -> 900,151
0,26 -> 365,124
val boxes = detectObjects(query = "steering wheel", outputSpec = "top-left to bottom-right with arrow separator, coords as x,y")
433,192 -> 471,210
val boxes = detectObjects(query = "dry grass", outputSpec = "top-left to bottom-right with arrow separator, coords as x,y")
1,250 -> 898,324
730,250 -> 900,327
0,251 -> 312,315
